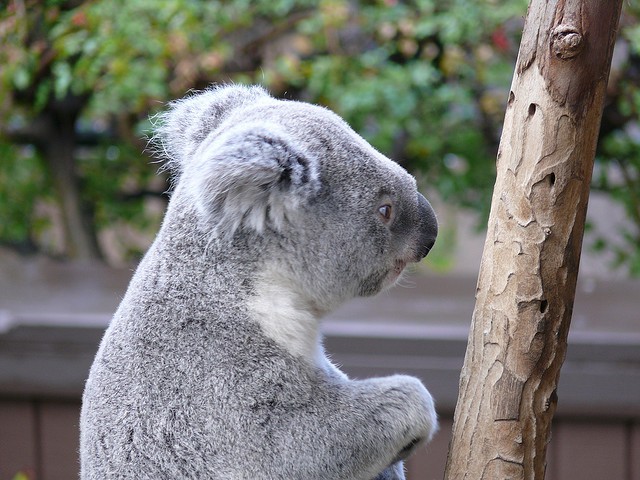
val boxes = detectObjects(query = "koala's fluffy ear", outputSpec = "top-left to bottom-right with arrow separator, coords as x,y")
153,84 -> 269,176
183,123 -> 320,237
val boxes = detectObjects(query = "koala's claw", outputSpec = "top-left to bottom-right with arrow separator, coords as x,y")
374,437 -> 424,480
393,437 -> 423,463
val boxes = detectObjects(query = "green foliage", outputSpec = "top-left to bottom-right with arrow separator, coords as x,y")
0,0 -> 639,274
0,141 -> 51,250
593,130 -> 640,275
586,3 -> 640,276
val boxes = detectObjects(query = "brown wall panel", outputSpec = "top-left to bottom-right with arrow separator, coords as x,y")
38,402 -> 81,480
0,400 -> 38,480
1,400 -> 639,480
551,421 -> 627,480
631,422 -> 640,480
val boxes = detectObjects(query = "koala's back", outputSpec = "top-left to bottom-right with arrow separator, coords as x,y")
84,289 -> 308,477
82,214 -> 300,477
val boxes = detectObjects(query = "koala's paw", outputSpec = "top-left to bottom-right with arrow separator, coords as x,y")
380,375 -> 438,458
372,461 -> 405,480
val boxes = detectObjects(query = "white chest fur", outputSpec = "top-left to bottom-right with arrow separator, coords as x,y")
248,274 -> 325,366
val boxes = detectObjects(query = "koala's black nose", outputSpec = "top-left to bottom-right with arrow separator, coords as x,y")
417,193 -> 438,259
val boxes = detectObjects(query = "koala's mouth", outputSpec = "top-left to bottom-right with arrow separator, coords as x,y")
385,259 -> 408,286
393,259 -> 407,275
366,259 -> 409,295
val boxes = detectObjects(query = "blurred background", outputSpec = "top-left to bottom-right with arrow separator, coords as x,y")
0,1 -> 639,479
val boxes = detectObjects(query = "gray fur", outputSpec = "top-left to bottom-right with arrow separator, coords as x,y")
81,85 -> 439,480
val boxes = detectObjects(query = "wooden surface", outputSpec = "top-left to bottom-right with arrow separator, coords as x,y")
2,400 -> 639,480
0,401 -> 38,480
0,401 -> 80,480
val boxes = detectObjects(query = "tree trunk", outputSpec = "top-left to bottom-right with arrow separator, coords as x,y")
42,96 -> 102,261
443,1 -> 623,479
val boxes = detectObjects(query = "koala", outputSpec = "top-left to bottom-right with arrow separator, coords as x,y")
80,85 -> 438,480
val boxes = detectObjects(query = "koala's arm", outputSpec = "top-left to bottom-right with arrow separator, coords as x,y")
293,354 -> 435,479
272,373 -> 437,480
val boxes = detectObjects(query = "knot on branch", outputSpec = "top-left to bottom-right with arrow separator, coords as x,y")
552,25 -> 583,59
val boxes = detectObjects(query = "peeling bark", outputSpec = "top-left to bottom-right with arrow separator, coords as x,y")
443,1 -> 623,479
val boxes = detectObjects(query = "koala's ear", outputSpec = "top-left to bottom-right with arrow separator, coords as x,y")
183,123 -> 320,237
152,84 -> 270,176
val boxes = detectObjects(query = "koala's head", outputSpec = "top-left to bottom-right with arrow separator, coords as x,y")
155,85 -> 437,312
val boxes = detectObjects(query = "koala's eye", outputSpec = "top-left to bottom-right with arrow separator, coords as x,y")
378,204 -> 393,222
